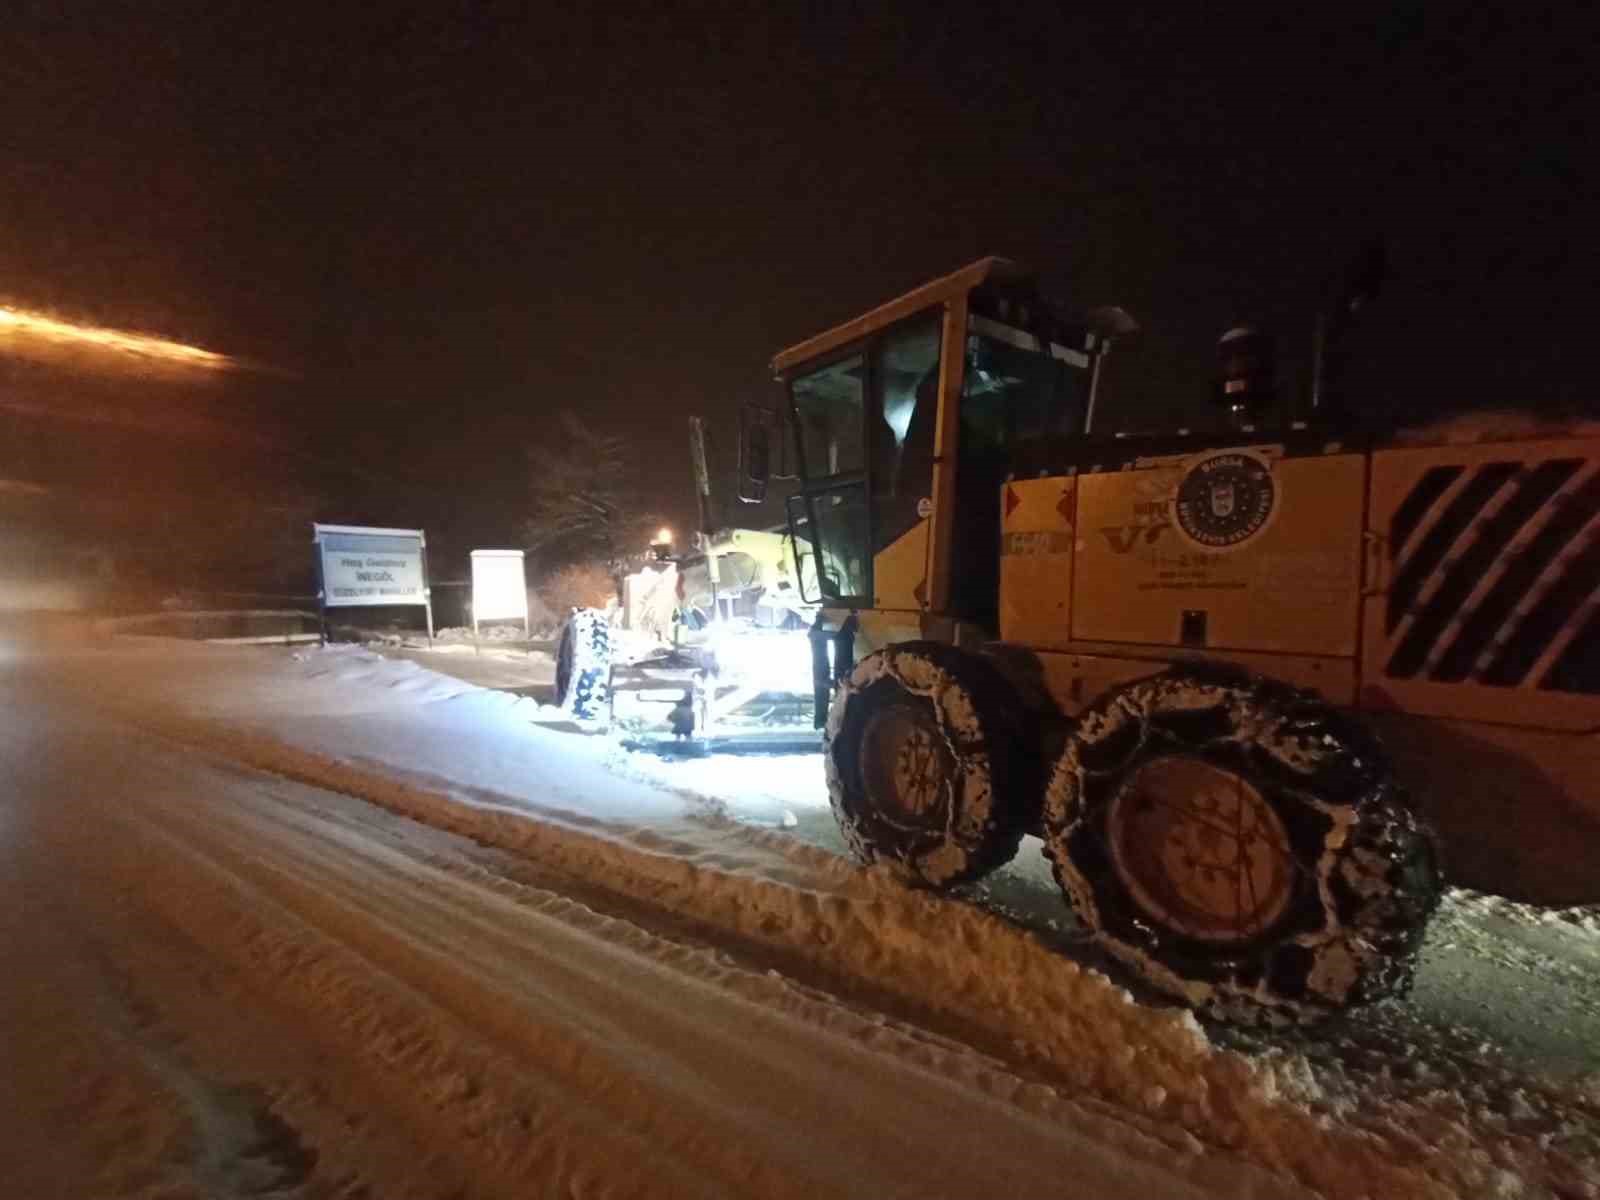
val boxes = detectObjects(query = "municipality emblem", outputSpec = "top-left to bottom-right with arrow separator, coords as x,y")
1172,450 -> 1277,549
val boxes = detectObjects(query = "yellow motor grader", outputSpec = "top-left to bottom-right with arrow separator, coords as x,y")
738,256 -> 1600,1020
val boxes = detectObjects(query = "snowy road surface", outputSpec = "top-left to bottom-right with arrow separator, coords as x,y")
1,649 -> 1297,1198
377,640 -> 556,697
5,622 -> 1599,1197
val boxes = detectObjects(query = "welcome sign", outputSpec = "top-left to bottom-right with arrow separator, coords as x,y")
313,524 -> 429,608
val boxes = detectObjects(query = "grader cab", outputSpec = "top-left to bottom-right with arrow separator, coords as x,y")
742,257 -> 1600,1021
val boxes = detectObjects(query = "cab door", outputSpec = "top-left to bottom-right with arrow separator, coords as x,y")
784,312 -> 944,611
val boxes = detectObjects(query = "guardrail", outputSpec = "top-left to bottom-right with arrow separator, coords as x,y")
97,609 -> 322,643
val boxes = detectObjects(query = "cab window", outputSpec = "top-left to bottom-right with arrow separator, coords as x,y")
961,316 -> 1088,451
792,353 -> 865,479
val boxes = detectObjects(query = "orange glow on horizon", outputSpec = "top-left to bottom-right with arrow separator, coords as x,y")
0,304 -> 231,371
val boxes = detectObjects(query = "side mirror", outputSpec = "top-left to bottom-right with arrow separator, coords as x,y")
738,404 -> 772,503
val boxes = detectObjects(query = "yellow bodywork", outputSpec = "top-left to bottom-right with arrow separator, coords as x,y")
990,430 -> 1600,904
998,476 -> 1075,643
701,527 -> 811,600
1000,446 -> 1366,708
1070,450 -> 1364,655
871,518 -> 930,612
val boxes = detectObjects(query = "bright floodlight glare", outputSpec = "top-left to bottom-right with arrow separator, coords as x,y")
0,305 -> 231,370
655,527 -> 673,544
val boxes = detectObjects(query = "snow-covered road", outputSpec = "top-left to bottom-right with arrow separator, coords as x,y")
5,621 -> 1598,1198
1,646 -> 1300,1198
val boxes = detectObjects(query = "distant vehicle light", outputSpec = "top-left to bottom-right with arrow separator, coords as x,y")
0,305 -> 231,371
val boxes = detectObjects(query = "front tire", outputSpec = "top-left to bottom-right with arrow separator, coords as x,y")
1042,665 -> 1441,1022
555,608 -> 612,724
825,642 -> 1032,888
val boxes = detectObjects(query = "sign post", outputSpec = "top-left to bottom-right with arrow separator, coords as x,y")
311,524 -> 434,644
469,549 -> 529,641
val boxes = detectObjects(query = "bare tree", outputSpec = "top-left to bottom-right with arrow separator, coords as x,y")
524,410 -> 663,575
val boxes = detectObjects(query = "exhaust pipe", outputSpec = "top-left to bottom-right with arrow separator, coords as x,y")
1311,238 -> 1386,426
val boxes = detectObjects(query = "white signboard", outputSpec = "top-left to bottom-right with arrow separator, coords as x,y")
313,524 -> 428,608
470,549 -> 529,633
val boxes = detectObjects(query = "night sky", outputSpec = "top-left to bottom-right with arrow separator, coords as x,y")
3,4 -> 1593,581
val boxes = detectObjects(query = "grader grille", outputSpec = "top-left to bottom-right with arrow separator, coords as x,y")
1381,454 -> 1600,695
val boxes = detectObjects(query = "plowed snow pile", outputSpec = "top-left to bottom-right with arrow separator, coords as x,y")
29,634 -> 1600,1198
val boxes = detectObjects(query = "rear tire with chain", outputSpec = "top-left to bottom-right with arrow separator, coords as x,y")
1042,664 -> 1441,1023
554,608 -> 612,724
825,642 -> 1033,888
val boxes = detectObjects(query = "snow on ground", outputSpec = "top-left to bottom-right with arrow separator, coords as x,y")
609,749 -> 829,829
430,623 -> 544,643
7,635 -> 1304,1200
7,684 -> 1316,1199
20,629 -> 1600,1198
